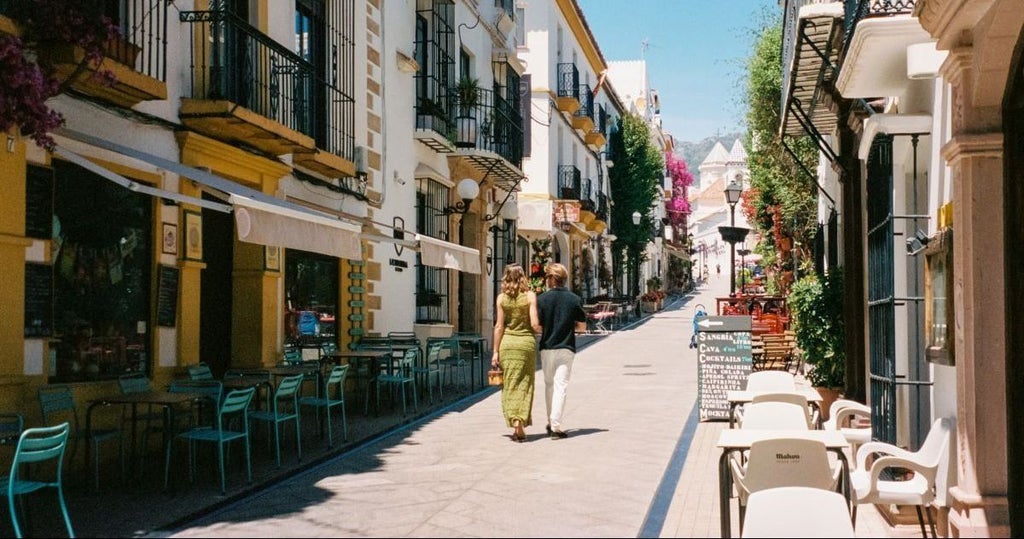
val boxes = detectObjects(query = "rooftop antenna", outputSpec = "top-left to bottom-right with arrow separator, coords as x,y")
641,38 -> 650,59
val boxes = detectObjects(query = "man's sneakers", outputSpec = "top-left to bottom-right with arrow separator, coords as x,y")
545,424 -> 568,439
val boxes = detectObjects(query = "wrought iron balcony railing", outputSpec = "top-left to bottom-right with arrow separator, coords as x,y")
597,193 -> 609,222
1,0 -> 167,82
557,63 -> 580,100
580,179 -> 595,212
843,0 -> 916,49
558,165 -> 581,200
449,87 -> 523,167
180,10 -> 354,162
575,84 -> 593,120
596,104 -> 607,134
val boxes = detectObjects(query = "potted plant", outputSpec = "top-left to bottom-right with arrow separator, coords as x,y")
453,76 -> 480,148
788,268 -> 845,419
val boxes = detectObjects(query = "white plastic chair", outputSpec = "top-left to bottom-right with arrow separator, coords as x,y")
751,392 -> 818,429
738,401 -> 810,431
729,437 -> 843,533
741,486 -> 854,538
823,399 -> 871,462
850,417 -> 954,538
744,371 -> 797,392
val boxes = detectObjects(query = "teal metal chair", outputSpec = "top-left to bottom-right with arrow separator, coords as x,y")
298,365 -> 348,448
164,386 -> 256,495
413,339 -> 445,403
369,348 -> 418,416
436,337 -> 470,389
37,385 -> 123,492
167,380 -> 224,429
248,374 -> 303,467
282,348 -> 302,365
187,362 -> 214,381
1,422 -> 74,538
117,373 -> 163,459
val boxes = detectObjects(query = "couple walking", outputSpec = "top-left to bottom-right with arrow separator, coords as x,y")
491,262 -> 587,442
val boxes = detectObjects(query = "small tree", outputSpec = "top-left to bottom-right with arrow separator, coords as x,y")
608,113 -> 664,297
788,268 -> 845,388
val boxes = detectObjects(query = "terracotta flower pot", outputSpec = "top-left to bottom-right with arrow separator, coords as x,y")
815,386 -> 843,422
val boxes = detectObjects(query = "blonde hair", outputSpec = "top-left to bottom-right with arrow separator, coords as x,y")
500,264 -> 530,297
545,262 -> 568,287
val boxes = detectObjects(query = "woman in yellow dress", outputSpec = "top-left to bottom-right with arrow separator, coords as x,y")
491,264 -> 540,442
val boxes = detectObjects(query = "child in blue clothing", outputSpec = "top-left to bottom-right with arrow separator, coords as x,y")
689,305 -> 707,349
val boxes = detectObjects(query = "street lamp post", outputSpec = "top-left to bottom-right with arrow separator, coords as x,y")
631,211 -> 642,298
723,180 -> 743,295
737,247 -> 750,295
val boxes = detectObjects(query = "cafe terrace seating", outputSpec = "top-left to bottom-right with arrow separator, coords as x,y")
851,417 -> 954,538
249,373 -> 303,467
729,437 -> 843,533
38,385 -> 124,492
369,349 -> 418,416
165,386 -> 256,495
750,392 -> 819,430
823,399 -> 872,463
298,365 -> 349,448
740,486 -> 854,538
413,339 -> 445,404
1,423 -> 75,538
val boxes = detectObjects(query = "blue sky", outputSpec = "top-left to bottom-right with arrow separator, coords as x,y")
577,0 -> 778,143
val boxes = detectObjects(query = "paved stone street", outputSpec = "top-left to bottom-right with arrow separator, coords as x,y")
142,274 -> 922,539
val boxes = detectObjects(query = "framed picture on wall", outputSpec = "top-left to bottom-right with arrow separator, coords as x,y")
183,210 -> 203,261
924,228 -> 954,365
265,245 -> 281,272
161,223 -> 178,256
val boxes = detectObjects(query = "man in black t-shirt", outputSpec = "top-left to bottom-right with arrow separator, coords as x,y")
535,263 -> 587,439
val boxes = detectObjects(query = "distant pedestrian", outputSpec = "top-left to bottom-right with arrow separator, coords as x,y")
535,263 -> 587,439
491,264 -> 539,443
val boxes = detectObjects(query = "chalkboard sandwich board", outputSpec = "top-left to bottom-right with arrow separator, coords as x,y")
696,315 -> 752,422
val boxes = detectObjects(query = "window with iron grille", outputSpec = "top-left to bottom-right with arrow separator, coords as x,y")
414,0 -> 455,135
416,179 -> 451,323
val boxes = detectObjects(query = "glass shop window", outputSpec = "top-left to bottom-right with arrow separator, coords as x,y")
284,250 -> 338,348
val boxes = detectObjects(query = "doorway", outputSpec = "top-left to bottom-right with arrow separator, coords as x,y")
1002,29 -> 1024,537
199,194 -> 233,377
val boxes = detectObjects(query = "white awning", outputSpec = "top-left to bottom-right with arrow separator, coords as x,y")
230,194 -> 362,260
56,128 -> 363,260
415,234 -> 481,274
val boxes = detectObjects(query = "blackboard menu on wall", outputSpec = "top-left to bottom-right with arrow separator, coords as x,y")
24,263 -> 54,337
697,316 -> 752,421
25,165 -> 54,239
156,265 -> 179,327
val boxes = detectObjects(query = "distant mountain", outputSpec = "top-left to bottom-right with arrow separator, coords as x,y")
674,132 -> 743,190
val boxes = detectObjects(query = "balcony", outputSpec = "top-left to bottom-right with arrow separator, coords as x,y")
415,93 -> 456,153
835,0 -> 930,98
572,84 -> 595,134
179,10 -> 355,178
555,63 -> 581,115
558,165 -> 581,201
596,193 -> 609,222
579,179 -> 595,213
446,87 -> 525,190
779,1 -> 844,138
586,104 -> 608,148
1,0 -> 168,108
